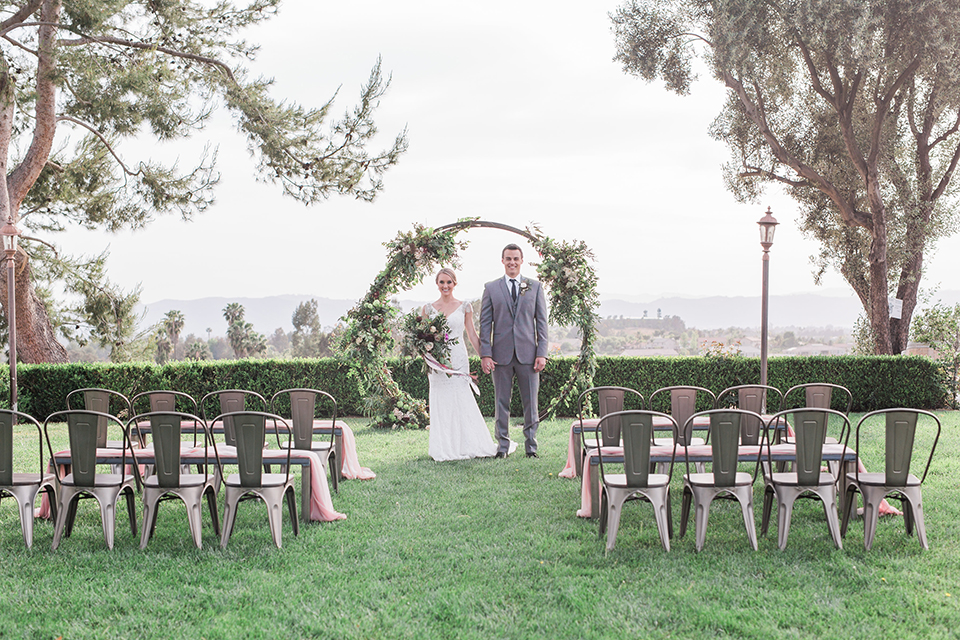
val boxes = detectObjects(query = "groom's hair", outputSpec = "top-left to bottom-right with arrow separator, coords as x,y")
501,243 -> 523,259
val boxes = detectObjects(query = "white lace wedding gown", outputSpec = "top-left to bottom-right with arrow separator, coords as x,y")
427,302 -> 499,461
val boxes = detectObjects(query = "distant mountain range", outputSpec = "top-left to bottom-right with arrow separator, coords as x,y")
137,290 -> 960,337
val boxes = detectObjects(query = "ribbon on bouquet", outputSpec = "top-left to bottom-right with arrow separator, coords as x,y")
423,352 -> 480,396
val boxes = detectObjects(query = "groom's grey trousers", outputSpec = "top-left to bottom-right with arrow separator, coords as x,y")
492,356 -> 539,455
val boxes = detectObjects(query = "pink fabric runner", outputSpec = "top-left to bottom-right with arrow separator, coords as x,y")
322,421 -> 375,480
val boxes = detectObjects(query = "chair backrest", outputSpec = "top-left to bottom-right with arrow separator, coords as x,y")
854,409 -> 941,486
129,411 -> 210,489
684,409 -> 759,487
649,386 -> 715,446
270,388 -> 338,450
596,410 -> 676,488
132,390 -> 199,414
65,388 -> 132,447
211,411 -> 291,488
201,390 -> 267,446
0,410 -> 44,485
782,383 -> 853,414
766,408 -> 850,486
577,386 -> 644,447
716,385 -> 783,445
131,391 -> 201,446
44,410 -> 129,488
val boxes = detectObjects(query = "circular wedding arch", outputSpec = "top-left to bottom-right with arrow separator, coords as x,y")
339,219 -> 599,428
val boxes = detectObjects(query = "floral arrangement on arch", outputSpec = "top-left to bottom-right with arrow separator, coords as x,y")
338,218 -> 599,428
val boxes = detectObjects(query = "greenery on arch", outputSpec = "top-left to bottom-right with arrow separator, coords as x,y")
338,219 -> 600,428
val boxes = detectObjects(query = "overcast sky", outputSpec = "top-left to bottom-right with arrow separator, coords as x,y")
51,1 -> 960,312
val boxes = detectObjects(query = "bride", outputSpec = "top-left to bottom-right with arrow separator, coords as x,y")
423,268 -> 506,461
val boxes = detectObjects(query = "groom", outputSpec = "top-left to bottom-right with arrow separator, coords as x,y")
480,243 -> 549,458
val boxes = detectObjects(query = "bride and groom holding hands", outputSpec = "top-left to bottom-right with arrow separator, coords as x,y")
424,244 -> 549,461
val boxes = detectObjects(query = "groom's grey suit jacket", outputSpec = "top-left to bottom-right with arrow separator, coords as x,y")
479,276 -> 549,364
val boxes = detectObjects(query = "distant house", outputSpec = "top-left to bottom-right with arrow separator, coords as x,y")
620,348 -> 680,357
904,342 -> 938,358
784,343 -> 851,356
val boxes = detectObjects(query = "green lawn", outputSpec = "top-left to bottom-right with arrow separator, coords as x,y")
1,413 -> 958,639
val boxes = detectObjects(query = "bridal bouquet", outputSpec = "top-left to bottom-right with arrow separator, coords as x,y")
400,310 -> 457,368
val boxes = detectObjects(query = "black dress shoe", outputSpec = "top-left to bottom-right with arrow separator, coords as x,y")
494,451 -> 507,459
526,452 -> 539,458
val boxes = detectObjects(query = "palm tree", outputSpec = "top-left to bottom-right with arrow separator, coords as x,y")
163,310 -> 186,360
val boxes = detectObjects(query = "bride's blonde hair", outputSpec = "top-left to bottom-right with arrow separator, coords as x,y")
435,268 -> 457,284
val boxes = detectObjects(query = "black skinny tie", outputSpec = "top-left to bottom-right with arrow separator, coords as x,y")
510,279 -> 518,303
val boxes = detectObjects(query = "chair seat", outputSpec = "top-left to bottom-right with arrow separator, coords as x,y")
768,471 -> 834,487
5,472 -> 44,486
604,472 -> 670,489
685,471 -> 754,487
225,473 -> 291,488
61,473 -> 135,488
144,474 -> 211,489
846,472 -> 921,488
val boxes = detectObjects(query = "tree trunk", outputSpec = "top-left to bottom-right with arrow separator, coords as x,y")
0,253 -> 67,363
867,228 -> 893,354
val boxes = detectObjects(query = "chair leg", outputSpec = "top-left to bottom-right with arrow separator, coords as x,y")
64,498 -> 79,538
760,484 -> 775,537
693,492 -> 714,552
652,490 -> 671,552
679,485 -> 692,539
860,485 -> 885,551
819,487 -> 843,550
736,487 -> 758,551
96,492 -> 119,550
185,492 -> 204,549
898,487 -> 927,549
840,483 -> 858,538
13,488 -> 38,549
205,486 -> 221,537
604,493 -> 624,552
775,490 -> 798,551
51,492 -> 77,550
598,489 -> 608,537
125,487 -> 138,537
41,485 -> 58,526
264,488 -> 286,548
328,452 -> 339,494
220,490 -> 239,549
139,493 -> 158,549
286,487 -> 299,537
666,490 -> 673,540
903,497 -> 914,536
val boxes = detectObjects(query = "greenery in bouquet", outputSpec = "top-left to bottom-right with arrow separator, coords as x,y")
400,310 -> 458,371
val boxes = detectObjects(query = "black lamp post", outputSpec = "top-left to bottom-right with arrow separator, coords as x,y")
1,217 -> 20,412
758,207 -> 778,389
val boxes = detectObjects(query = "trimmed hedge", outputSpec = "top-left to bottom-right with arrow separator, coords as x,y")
3,354 -> 946,421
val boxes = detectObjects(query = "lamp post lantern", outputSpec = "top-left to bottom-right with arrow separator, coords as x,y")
758,207 -> 779,389
1,217 -> 20,412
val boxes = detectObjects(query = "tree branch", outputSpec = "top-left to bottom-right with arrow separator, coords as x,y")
0,0 -> 42,33
721,69 -> 872,229
55,115 -> 140,176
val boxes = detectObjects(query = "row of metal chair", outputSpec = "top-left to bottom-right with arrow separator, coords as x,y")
593,406 -> 940,554
576,383 -> 852,477
0,387 -> 342,551
66,387 -> 341,490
